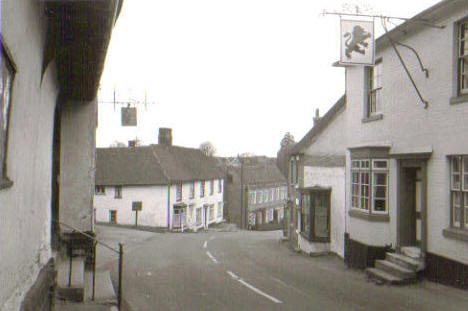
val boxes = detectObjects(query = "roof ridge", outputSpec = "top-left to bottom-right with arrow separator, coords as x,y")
150,145 -> 171,183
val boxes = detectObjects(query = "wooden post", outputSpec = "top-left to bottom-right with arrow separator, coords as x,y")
118,243 -> 123,310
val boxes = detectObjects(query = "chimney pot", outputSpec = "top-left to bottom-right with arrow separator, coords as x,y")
313,108 -> 321,126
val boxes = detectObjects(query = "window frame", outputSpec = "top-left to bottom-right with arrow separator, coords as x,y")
289,157 -> 299,185
114,185 -> 122,199
458,20 -> 468,96
351,159 -> 389,215
95,185 -> 106,195
364,59 -> 383,120
189,182 -> 195,199
450,155 -> 467,229
299,190 -> 330,242
0,42 -> 16,189
209,180 -> 214,195
176,183 -> 182,202
218,179 -> 222,193
257,190 -> 263,204
249,190 -> 256,205
200,180 -> 205,198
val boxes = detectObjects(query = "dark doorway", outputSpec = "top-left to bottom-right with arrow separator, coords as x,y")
51,103 -> 61,250
398,159 -> 426,250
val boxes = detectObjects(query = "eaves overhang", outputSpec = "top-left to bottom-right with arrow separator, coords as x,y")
42,0 -> 123,102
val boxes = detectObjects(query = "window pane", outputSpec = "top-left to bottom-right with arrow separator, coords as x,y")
453,157 -> 460,172
452,174 -> 461,190
453,192 -> 461,225
465,192 -> 468,224
374,185 -> 386,198
463,157 -> 468,191
460,23 -> 467,56
461,60 -> 468,92
352,172 -> 359,183
361,172 -> 369,184
374,173 -> 387,185
352,161 -> 360,169
374,199 -> 386,212
361,198 -> 369,210
352,184 -> 359,196
352,196 -> 359,208
373,160 -> 388,169
314,196 -> 329,238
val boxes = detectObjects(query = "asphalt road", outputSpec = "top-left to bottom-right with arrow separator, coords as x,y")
95,225 -> 468,311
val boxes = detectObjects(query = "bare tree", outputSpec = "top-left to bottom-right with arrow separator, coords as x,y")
199,141 -> 216,156
280,132 -> 295,148
277,132 -> 296,178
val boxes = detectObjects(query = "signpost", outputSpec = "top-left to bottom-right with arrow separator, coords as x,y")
132,201 -> 142,226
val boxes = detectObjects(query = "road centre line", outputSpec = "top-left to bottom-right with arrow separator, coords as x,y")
226,271 -> 283,304
203,241 -> 208,248
206,251 -> 218,263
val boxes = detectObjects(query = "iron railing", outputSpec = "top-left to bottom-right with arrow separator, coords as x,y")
56,221 -> 124,309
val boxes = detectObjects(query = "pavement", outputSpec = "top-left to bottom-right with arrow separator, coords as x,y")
93,224 -> 468,311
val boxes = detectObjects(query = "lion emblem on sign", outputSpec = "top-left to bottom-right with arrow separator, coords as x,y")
343,25 -> 371,58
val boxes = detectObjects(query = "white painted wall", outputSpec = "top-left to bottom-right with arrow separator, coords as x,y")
345,5 -> 468,265
303,166 -> 346,258
94,179 -> 224,231
168,179 -> 224,230
60,99 -> 97,233
95,185 -> 168,227
295,92 -> 348,258
0,1 -> 58,310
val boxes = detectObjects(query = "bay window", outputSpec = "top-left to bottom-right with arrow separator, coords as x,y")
299,189 -> 330,242
351,159 -> 388,214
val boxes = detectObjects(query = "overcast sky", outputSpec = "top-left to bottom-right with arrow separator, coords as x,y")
97,0 -> 441,157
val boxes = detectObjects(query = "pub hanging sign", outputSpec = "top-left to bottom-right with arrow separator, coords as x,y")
121,106 -> 137,126
340,19 -> 374,66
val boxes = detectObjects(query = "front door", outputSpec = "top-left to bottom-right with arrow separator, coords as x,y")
398,160 -> 427,250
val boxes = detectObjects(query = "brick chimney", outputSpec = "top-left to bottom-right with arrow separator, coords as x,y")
158,128 -> 172,146
313,108 -> 321,126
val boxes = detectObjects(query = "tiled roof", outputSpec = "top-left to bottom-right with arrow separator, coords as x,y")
243,162 -> 287,186
217,156 -> 286,186
96,145 -> 224,186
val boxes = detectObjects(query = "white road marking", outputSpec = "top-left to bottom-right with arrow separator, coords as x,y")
226,271 -> 283,304
206,251 -> 218,263
203,241 -> 208,248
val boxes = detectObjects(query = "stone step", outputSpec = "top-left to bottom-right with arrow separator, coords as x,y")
366,268 -> 406,285
386,252 -> 424,272
401,246 -> 422,259
84,270 -> 117,305
375,259 -> 416,279
57,256 -> 86,302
